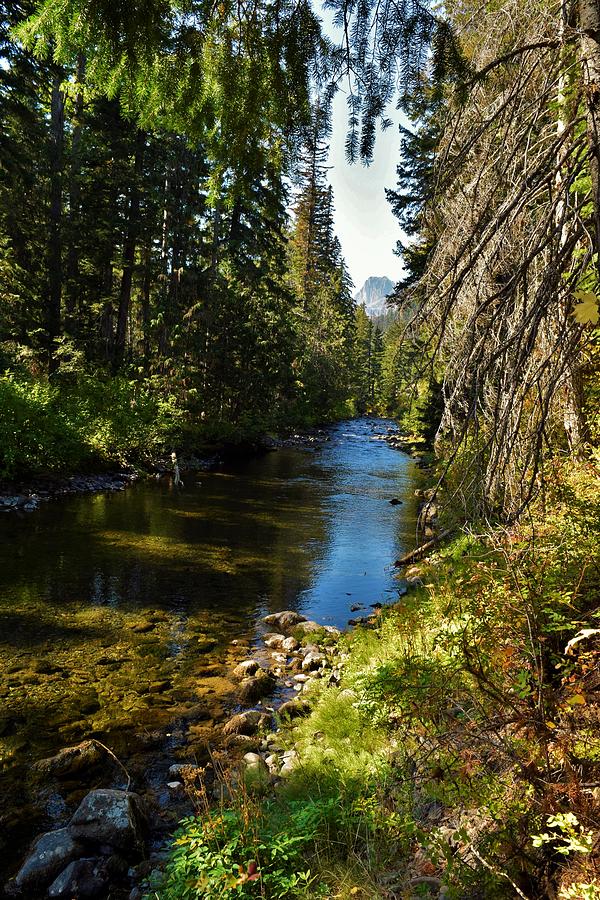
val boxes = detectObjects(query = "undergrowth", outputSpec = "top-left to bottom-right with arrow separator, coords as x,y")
0,370 -> 353,479
0,373 -> 185,477
153,460 -> 600,899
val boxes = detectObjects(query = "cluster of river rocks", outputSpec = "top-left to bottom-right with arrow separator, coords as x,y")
216,610 -> 344,787
5,609 -> 350,899
160,609 -> 349,809
0,473 -> 139,513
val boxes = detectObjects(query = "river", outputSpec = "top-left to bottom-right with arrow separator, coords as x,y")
0,417 -> 419,879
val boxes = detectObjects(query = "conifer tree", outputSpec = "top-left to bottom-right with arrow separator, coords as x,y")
289,116 -> 355,418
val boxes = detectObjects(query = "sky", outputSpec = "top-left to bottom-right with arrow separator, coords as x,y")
327,92 -> 405,293
321,9 -> 406,294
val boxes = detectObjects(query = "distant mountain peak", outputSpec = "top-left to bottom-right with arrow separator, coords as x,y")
353,276 -> 395,318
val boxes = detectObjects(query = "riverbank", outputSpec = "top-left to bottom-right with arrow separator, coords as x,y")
0,427 -> 335,516
148,458 -> 600,899
0,371 -> 340,512
0,372 -> 346,491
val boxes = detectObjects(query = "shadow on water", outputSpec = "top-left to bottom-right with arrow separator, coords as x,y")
0,610 -> 108,648
0,417 -> 420,880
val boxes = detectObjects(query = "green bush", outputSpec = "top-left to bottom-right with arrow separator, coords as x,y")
150,799 -> 336,899
0,373 -> 183,477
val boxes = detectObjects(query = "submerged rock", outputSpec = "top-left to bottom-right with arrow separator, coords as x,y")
168,763 -> 202,780
222,710 -> 271,737
31,741 -> 107,780
196,638 -> 218,653
130,621 -> 155,634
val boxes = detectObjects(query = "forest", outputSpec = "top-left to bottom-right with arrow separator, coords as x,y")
1,0 -> 600,897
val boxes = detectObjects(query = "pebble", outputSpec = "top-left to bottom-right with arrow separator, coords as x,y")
166,781 -> 184,793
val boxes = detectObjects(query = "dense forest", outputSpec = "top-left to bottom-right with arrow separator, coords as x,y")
0,0 -> 363,476
1,0 -> 600,897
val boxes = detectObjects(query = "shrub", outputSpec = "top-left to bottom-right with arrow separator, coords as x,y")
150,799 -> 336,899
0,373 -> 183,477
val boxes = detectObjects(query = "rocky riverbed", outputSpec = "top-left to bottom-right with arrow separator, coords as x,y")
5,609 -> 352,899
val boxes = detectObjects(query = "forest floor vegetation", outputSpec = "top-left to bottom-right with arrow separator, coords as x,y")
150,459 -> 600,899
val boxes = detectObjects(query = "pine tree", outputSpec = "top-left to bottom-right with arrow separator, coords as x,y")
289,119 -> 355,418
385,88 -> 444,288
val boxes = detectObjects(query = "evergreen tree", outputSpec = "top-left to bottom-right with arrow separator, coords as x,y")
289,119 -> 355,418
385,88 -> 444,288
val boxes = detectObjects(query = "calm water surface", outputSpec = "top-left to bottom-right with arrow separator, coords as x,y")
0,417 -> 419,870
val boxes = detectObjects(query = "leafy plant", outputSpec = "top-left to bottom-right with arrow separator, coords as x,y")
532,813 -> 595,857
150,799 -> 335,899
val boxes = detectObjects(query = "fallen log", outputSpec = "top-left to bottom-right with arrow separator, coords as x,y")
394,528 -> 455,567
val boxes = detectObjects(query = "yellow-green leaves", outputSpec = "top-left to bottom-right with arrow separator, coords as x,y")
573,290 -> 600,325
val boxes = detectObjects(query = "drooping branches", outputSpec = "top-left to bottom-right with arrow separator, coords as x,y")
397,0 -> 598,518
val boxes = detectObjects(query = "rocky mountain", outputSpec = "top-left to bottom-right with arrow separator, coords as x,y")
353,276 -> 395,318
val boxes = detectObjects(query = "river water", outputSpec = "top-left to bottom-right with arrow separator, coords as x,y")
0,417 -> 419,876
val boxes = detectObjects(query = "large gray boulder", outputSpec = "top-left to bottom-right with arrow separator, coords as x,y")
69,790 -> 145,854
13,829 -> 83,893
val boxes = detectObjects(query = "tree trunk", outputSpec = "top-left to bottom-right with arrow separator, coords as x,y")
114,129 -> 145,369
47,69 -> 64,374
141,244 -> 151,363
579,0 -> 600,255
558,3 -> 588,453
563,361 -> 587,453
65,54 -> 85,337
